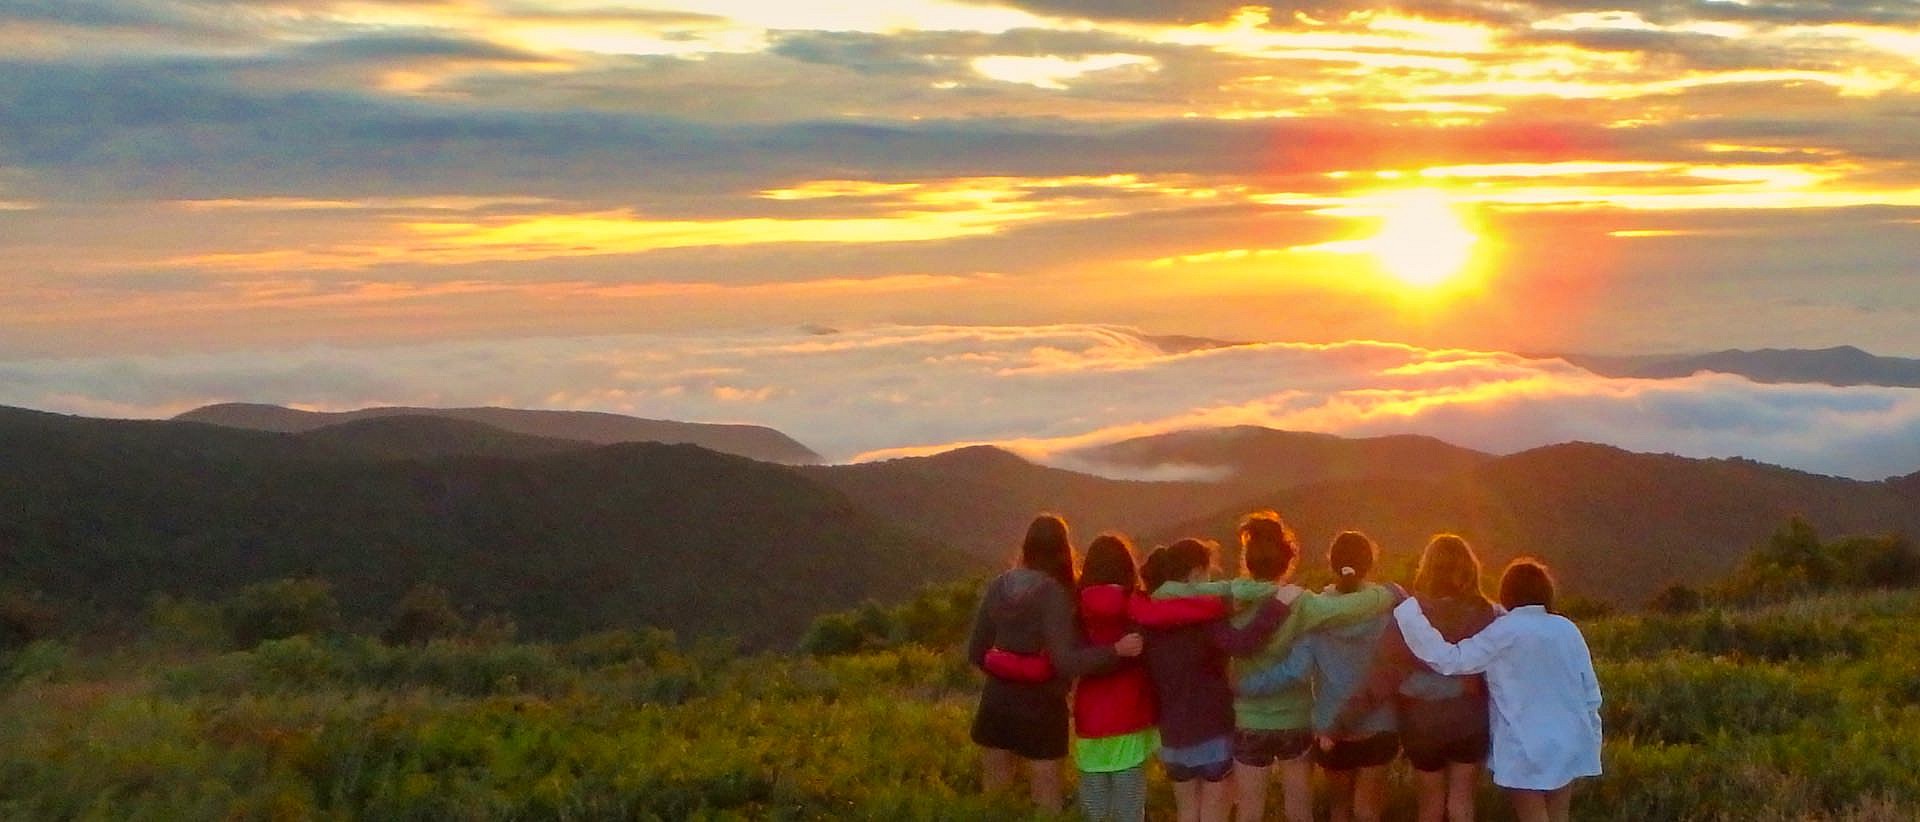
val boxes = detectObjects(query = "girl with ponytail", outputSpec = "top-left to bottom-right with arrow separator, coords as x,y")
1238,532 -> 1405,822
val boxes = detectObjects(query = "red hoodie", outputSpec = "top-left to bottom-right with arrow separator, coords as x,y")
1076,586 -> 1227,739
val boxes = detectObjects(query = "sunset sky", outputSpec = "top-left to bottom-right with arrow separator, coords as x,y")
4,1 -> 1920,473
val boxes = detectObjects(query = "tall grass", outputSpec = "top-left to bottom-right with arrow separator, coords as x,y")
3,594 -> 1919,819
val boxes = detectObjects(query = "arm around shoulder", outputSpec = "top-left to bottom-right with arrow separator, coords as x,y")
1040,582 -> 1119,678
1394,598 -> 1512,676
1239,637 -> 1313,696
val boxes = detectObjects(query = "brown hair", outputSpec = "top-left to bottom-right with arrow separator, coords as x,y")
1328,531 -> 1378,594
1498,557 -> 1556,610
1239,510 -> 1299,581
1159,538 -> 1218,588
1140,546 -> 1172,592
1413,534 -> 1490,607
1020,513 -> 1076,592
1081,532 -> 1141,592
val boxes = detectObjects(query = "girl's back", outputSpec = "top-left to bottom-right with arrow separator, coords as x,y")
1142,597 -> 1235,748
1075,585 -> 1156,739
1303,609 -> 1393,732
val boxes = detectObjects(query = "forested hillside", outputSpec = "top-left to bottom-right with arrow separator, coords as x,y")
806,446 -> 1229,561
0,406 -> 972,646
1154,442 -> 1920,605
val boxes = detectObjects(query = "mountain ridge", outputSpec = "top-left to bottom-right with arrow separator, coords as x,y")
1560,346 -> 1920,388
175,402 -> 823,464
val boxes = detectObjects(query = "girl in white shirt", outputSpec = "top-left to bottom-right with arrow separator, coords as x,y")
1392,558 -> 1602,822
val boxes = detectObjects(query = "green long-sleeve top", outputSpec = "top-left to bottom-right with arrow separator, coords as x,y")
1154,578 -> 1397,731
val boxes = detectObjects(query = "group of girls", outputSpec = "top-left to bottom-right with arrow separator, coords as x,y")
966,511 -> 1603,822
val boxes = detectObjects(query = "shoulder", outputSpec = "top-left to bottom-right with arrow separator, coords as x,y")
1546,612 -> 1590,640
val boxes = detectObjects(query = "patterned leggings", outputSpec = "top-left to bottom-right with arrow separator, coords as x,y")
1077,766 -> 1147,822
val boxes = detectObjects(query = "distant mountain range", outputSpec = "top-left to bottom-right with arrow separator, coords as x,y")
175,403 -> 823,464
8,391 -> 1920,642
813,432 -> 1920,606
1146,442 -> 1920,605
1560,346 -> 1920,388
0,406 -> 963,646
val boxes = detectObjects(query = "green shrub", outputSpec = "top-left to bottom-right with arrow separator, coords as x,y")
222,577 -> 341,649
1587,609 -> 1866,661
1600,655 -> 1835,744
383,584 -> 466,646
0,640 -> 71,688
0,590 -> 58,651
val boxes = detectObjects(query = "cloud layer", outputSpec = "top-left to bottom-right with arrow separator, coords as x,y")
6,324 -> 1919,480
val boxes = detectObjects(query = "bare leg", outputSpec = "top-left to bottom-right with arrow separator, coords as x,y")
1508,789 -> 1550,822
1444,764 -> 1480,822
1277,756 -> 1314,822
1326,769 -> 1355,822
1174,780 -> 1201,822
981,746 -> 1017,795
1547,784 -> 1574,822
1200,778 -> 1235,822
1352,765 -> 1386,822
1233,762 -> 1269,821
1027,758 -> 1065,813
1413,769 -> 1446,822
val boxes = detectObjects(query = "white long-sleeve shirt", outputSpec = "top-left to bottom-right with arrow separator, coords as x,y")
1394,599 -> 1603,791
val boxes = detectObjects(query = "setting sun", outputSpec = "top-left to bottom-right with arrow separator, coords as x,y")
1291,189 -> 1482,289
1365,189 -> 1480,288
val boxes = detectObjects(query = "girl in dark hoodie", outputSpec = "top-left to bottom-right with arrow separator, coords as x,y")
1142,539 -> 1298,822
966,514 -> 1145,812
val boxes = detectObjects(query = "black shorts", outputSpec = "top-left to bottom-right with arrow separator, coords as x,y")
1232,728 -> 1314,767
1402,730 -> 1490,772
969,681 -> 1069,760
1313,732 -> 1400,772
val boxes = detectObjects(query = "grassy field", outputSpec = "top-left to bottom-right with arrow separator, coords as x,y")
4,591 -> 1919,820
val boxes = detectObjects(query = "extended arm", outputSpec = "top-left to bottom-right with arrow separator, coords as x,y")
1294,585 -> 1396,633
982,648 -> 1054,683
1209,597 -> 1291,656
1129,593 -> 1229,628
1155,578 -> 1278,603
1394,599 -> 1512,676
1041,583 -> 1120,678
1239,638 -> 1314,697
966,578 -> 996,669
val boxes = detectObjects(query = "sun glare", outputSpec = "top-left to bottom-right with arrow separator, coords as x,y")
1359,189 -> 1480,288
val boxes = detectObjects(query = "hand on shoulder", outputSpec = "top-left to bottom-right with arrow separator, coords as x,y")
1274,584 -> 1305,605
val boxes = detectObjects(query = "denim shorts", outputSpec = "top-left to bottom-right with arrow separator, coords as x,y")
1160,735 -> 1233,783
